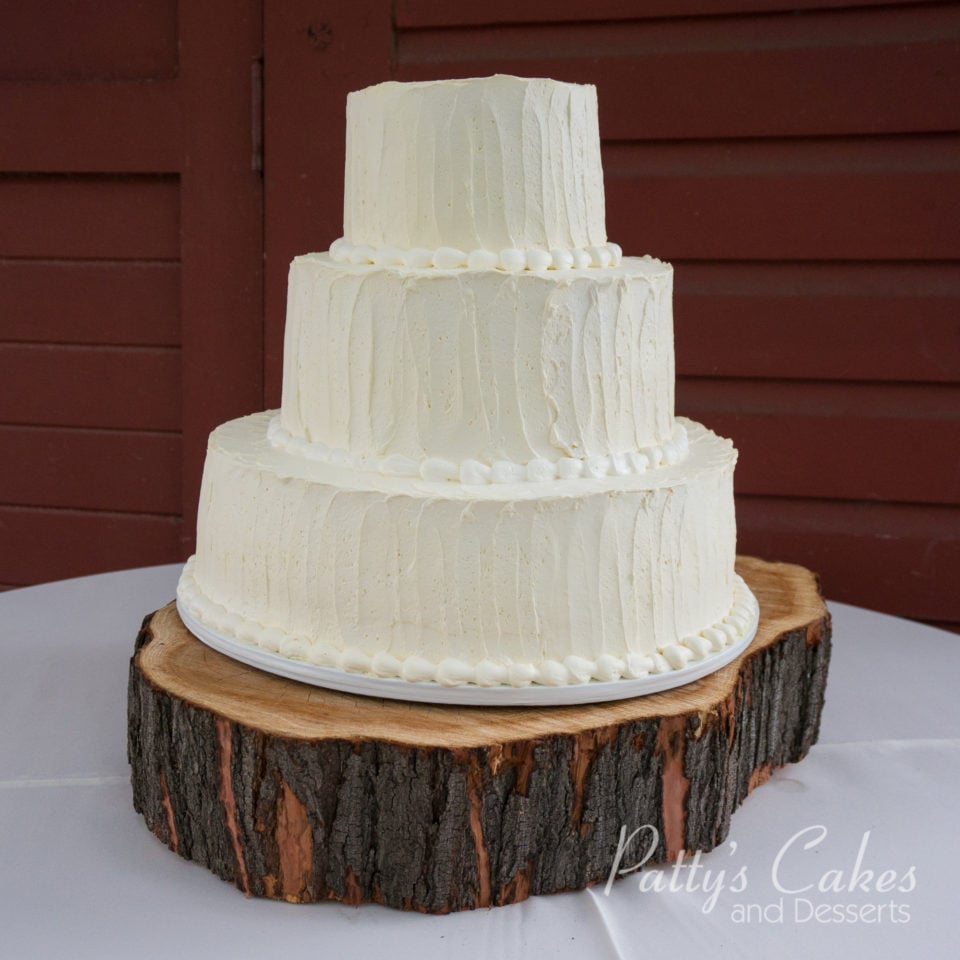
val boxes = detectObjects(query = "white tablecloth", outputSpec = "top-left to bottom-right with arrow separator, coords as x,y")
1,564 -> 957,959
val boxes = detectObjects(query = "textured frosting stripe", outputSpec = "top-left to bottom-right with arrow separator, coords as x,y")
179,560 -> 755,688
343,75 -> 607,254
279,254 -> 675,466
329,238 -> 623,272
268,414 -> 689,484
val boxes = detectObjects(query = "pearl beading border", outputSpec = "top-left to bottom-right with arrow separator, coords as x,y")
329,237 -> 626,272
267,416 -> 690,484
177,558 -> 759,689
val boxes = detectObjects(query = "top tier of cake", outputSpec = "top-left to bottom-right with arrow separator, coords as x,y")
341,75 -> 608,259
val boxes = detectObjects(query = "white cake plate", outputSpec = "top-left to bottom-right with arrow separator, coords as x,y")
177,593 -> 759,707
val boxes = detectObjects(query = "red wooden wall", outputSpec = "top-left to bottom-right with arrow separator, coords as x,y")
0,1 -> 263,587
3,1 -> 958,632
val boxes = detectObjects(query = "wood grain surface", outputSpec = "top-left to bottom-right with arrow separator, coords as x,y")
128,555 -> 832,911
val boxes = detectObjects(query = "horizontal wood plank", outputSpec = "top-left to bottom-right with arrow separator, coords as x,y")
396,0 -> 919,28
737,496 -> 959,620
0,175 -> 179,260
0,505 -> 182,585
397,5 -> 960,139
603,136 -> 960,261
0,260 -> 180,346
0,343 -> 181,430
0,425 -> 181,514
678,379 -> 960,505
0,80 -> 181,173
0,0 -> 177,81
674,261 -> 960,383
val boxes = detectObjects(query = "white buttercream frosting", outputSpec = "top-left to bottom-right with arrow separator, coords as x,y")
179,558 -> 756,688
280,254 -> 675,467
267,413 -> 690,484
329,237 -> 623,272
180,76 -> 748,690
343,75 -> 607,254
182,413 -> 741,686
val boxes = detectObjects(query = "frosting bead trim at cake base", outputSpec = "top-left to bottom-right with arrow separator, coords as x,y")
267,414 -> 690,485
329,237 -> 626,272
177,560 -> 759,701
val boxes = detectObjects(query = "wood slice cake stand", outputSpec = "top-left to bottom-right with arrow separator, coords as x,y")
127,555 -> 831,913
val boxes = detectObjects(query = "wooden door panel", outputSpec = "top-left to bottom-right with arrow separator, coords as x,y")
0,81 -> 181,173
0,0 -> 178,80
0,344 -> 180,430
0,426 -> 181,514
0,506 -> 181,586
0,175 -> 180,259
0,261 -> 180,346
0,0 -> 262,587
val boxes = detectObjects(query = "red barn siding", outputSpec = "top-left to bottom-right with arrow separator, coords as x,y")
0,0 -> 262,587
737,498 -> 959,620
677,379 -> 960,505
673,262 -> 960,384
1,0 -> 956,633
394,4 -> 960,138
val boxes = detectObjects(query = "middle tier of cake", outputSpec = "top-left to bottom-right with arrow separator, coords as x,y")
179,412 -> 749,688
280,254 -> 676,468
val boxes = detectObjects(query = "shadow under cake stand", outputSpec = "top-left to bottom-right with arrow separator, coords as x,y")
127,555 -> 831,912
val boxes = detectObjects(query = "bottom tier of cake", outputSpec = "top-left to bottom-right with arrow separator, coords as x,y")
179,412 -> 752,688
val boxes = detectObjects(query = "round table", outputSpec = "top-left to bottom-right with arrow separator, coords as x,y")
1,564 -> 957,959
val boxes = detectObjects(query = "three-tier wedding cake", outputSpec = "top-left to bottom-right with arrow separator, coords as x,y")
176,75 -> 757,690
